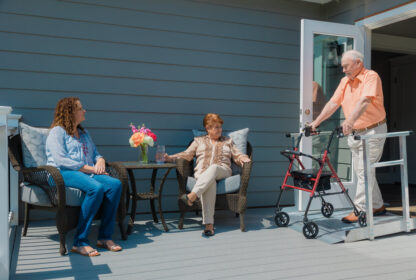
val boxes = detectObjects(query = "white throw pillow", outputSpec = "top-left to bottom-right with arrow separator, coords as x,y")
20,123 -> 49,167
227,128 -> 249,155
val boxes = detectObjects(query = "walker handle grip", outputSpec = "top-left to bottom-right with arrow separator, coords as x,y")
303,126 -> 319,137
335,126 -> 344,138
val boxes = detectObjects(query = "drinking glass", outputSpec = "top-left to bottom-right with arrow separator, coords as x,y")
155,145 -> 165,164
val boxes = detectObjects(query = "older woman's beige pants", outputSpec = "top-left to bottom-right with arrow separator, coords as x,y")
348,123 -> 387,211
193,164 -> 231,224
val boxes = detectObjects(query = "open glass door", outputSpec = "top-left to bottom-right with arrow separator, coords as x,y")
297,19 -> 366,211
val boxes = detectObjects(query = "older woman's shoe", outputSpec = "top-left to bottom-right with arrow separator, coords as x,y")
203,229 -> 215,236
180,194 -> 193,207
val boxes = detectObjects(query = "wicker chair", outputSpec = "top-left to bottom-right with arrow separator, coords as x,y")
175,142 -> 253,231
8,133 -> 128,255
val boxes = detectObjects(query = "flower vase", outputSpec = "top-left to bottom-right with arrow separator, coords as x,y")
140,144 -> 149,163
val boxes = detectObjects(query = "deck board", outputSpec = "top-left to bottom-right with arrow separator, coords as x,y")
11,208 -> 416,280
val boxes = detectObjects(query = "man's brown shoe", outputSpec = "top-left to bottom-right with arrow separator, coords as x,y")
341,212 -> 358,223
373,205 -> 386,216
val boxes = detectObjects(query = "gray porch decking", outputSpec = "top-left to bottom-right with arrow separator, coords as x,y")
11,208 -> 416,280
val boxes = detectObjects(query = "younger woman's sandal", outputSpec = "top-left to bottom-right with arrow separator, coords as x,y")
71,246 -> 100,257
96,241 -> 122,252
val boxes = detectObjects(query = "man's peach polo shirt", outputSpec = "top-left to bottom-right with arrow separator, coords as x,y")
329,68 -> 386,130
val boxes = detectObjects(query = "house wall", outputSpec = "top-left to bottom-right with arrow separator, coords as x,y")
0,0 -> 323,216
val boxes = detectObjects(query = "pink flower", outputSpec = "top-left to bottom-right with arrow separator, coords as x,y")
139,126 -> 151,134
130,123 -> 138,134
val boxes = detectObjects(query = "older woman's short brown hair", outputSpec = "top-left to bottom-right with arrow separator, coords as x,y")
203,113 -> 224,128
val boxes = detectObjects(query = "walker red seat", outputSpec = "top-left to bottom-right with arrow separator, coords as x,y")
274,126 -> 366,239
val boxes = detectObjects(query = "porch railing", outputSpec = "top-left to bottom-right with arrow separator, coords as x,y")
0,106 -> 21,280
346,130 -> 413,242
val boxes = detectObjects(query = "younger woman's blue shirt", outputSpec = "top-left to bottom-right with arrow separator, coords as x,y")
46,126 -> 102,170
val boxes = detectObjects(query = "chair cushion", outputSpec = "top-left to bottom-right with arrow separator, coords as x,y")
186,175 -> 241,195
20,122 -> 49,168
20,182 -> 85,207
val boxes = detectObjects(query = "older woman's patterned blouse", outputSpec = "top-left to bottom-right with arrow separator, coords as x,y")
172,135 -> 245,178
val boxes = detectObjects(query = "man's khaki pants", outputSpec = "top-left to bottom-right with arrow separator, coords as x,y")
348,123 -> 387,211
193,164 -> 231,224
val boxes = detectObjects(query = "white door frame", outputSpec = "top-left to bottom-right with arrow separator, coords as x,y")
298,19 -> 365,211
300,19 -> 366,133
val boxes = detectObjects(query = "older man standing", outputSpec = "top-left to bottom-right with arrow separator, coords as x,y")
310,50 -> 387,223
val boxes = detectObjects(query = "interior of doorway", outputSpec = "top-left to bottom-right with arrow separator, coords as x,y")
370,16 -> 416,213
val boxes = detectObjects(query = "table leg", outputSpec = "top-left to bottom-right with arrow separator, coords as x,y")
127,169 -> 137,235
158,167 -> 173,232
150,169 -> 159,223
125,181 -> 130,219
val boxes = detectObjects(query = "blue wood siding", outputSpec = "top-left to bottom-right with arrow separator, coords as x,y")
0,0 -> 322,213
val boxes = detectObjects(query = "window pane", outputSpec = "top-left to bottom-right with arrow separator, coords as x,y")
312,34 -> 353,181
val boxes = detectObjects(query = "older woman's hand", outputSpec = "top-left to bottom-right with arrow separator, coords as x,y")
163,153 -> 174,163
239,155 -> 251,166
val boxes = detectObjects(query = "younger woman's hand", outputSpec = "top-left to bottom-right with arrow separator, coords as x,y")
94,158 -> 107,175
80,165 -> 95,174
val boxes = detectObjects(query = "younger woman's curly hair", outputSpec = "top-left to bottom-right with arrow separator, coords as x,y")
50,97 -> 84,136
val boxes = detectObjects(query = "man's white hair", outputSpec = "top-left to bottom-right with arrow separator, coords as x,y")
342,50 -> 364,62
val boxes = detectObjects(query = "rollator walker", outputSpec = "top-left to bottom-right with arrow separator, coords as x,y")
274,126 -> 366,239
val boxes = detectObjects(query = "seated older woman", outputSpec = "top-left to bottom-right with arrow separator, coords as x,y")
164,113 -> 251,236
46,97 -> 122,257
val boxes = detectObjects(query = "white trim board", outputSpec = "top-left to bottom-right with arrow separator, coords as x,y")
355,2 -> 416,30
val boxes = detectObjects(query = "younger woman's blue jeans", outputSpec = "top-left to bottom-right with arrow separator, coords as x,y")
60,170 -> 122,247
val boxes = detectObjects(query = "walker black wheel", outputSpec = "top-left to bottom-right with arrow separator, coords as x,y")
358,212 -> 367,227
321,203 -> 334,218
303,222 -> 319,239
274,212 -> 290,227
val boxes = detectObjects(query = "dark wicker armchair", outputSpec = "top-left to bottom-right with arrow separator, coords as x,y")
8,133 -> 128,255
175,142 -> 253,231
